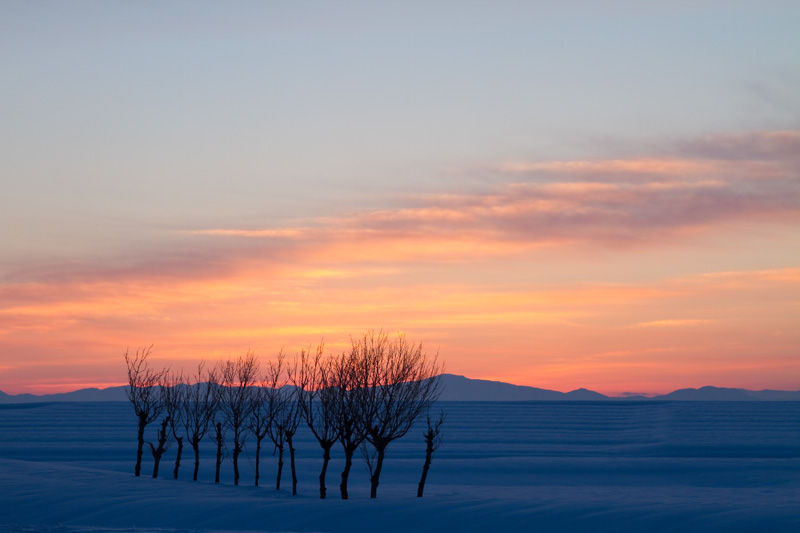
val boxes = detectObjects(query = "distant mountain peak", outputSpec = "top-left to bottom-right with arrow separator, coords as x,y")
658,386 -> 761,401
565,388 -> 609,400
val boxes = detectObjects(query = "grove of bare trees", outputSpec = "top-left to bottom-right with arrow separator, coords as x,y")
122,331 -> 443,499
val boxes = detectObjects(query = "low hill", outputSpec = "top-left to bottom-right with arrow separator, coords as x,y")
652,386 -> 800,402
0,386 -> 128,403
436,374 -> 569,401
745,389 -> 800,401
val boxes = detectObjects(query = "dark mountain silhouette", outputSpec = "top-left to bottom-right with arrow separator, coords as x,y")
564,388 -> 609,401
652,386 -> 800,401
744,389 -> 800,401
436,374 -> 567,401
654,386 -> 755,401
1,375 -> 798,403
0,385 -> 129,403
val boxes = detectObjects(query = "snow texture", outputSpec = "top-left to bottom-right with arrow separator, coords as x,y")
1,401 -> 799,532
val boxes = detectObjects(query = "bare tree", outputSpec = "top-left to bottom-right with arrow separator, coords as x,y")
332,348 -> 368,500
161,371 -> 185,480
294,344 -> 340,499
266,359 -> 301,494
417,410 -> 446,497
217,351 -> 259,485
249,352 -> 285,487
274,378 -> 302,494
356,331 -> 442,498
266,394 -> 287,490
124,346 -> 167,477
147,412 -> 172,478
214,420 -> 225,484
283,387 -> 302,496
359,440 -> 378,483
181,361 -> 220,481
148,371 -> 181,479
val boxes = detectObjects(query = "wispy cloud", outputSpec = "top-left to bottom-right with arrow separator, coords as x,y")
672,130 -> 800,162
162,131 -> 799,267
188,229 -> 304,238
3,130 -> 796,292
634,319 -> 716,328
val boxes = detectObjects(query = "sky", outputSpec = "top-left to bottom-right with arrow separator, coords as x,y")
1,1 -> 799,395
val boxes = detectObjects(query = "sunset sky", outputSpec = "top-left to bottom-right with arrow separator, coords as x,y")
1,1 -> 799,395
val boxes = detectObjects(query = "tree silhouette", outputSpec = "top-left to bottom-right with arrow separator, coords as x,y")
249,352 -> 285,487
332,347 -> 368,500
217,352 -> 259,485
417,410 -> 446,497
294,344 -> 340,499
181,361 -> 220,481
284,388 -> 302,496
214,420 -> 225,484
124,346 -> 167,477
161,371 -> 185,479
268,361 -> 301,494
147,413 -> 172,478
356,331 -> 441,498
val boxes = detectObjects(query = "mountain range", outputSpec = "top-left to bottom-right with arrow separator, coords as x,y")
2,374 -> 799,403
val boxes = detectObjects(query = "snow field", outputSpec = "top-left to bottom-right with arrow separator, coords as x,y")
1,401 -> 799,532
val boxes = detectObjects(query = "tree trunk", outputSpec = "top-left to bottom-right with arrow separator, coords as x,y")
319,445 -> 331,499
150,441 -> 163,478
192,439 -> 201,481
173,436 -> 183,480
151,417 -> 169,479
276,445 -> 284,490
369,445 -> 386,499
254,437 -> 262,487
233,436 -> 241,486
287,432 -> 298,495
152,451 -> 161,478
135,412 -> 146,477
214,422 -> 223,484
339,445 -> 355,500
417,438 -> 434,497
147,442 -> 159,478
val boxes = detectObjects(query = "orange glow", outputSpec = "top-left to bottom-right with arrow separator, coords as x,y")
2,137 -> 799,395
2,258 -> 798,394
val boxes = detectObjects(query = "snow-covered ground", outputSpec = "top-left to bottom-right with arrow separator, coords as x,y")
1,401 -> 799,532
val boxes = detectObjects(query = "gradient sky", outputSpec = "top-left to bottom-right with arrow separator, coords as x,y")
1,1 -> 799,395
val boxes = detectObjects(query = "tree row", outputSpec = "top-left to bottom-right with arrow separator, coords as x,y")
124,331 -> 445,499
